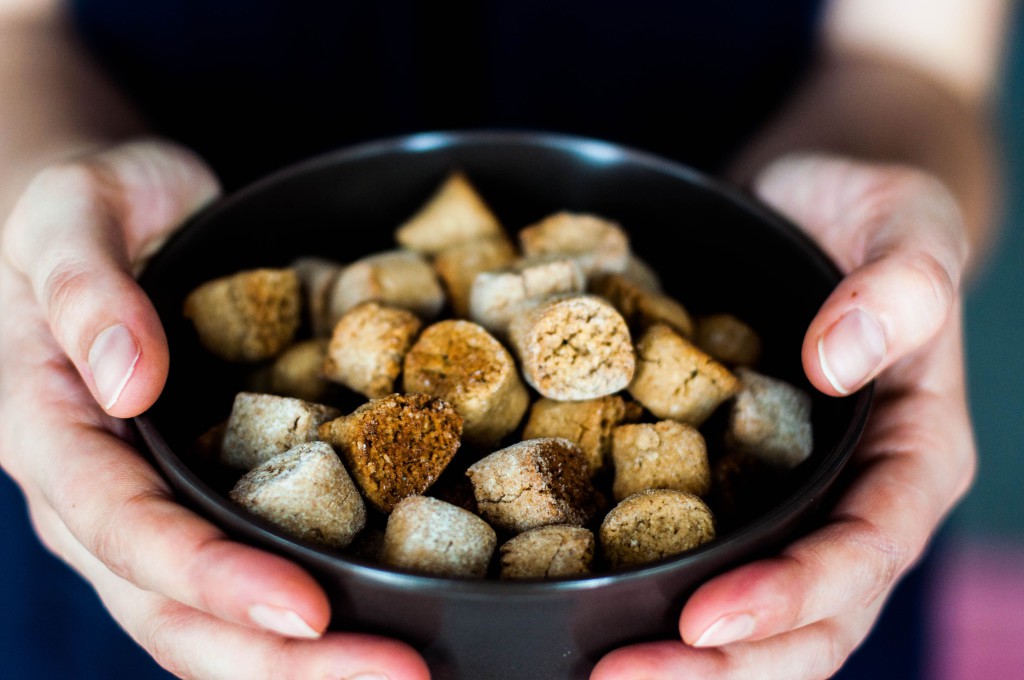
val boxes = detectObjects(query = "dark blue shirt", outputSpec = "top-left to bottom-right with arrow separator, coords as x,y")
70,0 -> 821,187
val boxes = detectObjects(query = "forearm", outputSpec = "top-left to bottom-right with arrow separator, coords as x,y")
0,0 -> 146,219
730,49 -> 999,267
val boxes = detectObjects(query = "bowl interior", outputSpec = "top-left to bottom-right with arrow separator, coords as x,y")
137,130 -> 869,587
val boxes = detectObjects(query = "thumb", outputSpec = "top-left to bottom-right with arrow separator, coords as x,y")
752,154 -> 968,395
2,139 -> 220,416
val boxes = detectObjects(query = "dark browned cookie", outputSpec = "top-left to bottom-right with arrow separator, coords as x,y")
318,393 -> 463,512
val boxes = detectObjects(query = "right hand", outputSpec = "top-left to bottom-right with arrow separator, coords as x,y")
0,139 -> 430,680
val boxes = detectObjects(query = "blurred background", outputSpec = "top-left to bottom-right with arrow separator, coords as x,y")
924,3 -> 1024,677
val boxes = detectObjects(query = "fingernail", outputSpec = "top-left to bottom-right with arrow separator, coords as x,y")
343,674 -> 389,680
248,604 -> 321,639
88,324 -> 141,410
692,612 -> 755,648
817,309 -> 886,395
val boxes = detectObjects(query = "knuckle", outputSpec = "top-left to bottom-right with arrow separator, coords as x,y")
30,159 -> 123,214
91,488 -> 161,583
852,166 -> 922,226
3,160 -> 118,269
43,263 -> 96,334
899,250 -> 957,319
141,602 -> 202,680
29,161 -> 106,200
821,624 -> 852,679
851,517 -> 908,607
24,501 -> 69,563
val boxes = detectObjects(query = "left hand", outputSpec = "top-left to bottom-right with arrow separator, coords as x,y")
592,154 -> 976,679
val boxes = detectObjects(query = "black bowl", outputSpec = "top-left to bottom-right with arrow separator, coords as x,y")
135,131 -> 871,680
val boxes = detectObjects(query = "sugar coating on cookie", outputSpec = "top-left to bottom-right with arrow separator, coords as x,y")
726,368 -> 813,468
381,495 -> 496,577
434,236 -> 517,318
330,250 -> 445,320
521,396 -> 628,475
318,393 -> 463,513
590,273 -> 694,338
323,301 -> 423,399
499,525 -> 594,579
611,421 -> 711,501
600,489 -> 716,568
518,212 -> 630,277
466,438 -> 596,534
628,324 -> 739,426
509,294 -> 635,401
221,392 -> 341,470
229,441 -> 366,549
183,268 -> 301,362
468,256 -> 585,336
403,320 -> 528,446
694,314 -> 762,367
395,172 -> 505,255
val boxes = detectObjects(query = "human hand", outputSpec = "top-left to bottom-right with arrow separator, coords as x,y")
592,154 -> 975,679
0,140 -> 429,680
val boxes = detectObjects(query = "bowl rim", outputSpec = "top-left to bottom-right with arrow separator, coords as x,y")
136,129 -> 873,597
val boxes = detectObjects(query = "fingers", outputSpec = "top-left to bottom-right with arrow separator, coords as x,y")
32,413 -> 333,639
593,600 -> 881,680
753,154 -> 968,395
30,499 -> 430,680
1,140 -> 219,416
2,230 -> 336,648
676,322 -> 973,650
1,250 -> 334,643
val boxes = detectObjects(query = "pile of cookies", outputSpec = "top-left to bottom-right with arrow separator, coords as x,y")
183,173 -> 813,579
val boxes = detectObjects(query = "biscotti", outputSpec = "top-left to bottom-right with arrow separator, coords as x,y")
466,438 -> 596,534
230,441 -> 365,549
331,250 -> 445,320
318,393 -> 463,512
726,368 -> 813,468
249,338 -> 331,403
434,236 -> 517,318
519,212 -> 629,277
611,421 -> 711,501
694,313 -> 762,367
323,301 -> 422,399
381,495 -> 496,577
395,172 -> 505,254
183,268 -> 301,362
468,256 -> 585,336
499,525 -> 595,579
600,489 -> 716,568
521,396 -> 630,475
628,323 -> 740,426
508,294 -> 635,401
221,392 -> 340,470
403,320 -> 528,446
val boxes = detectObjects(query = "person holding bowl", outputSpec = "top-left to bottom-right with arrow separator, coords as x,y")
0,0 -> 1008,678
